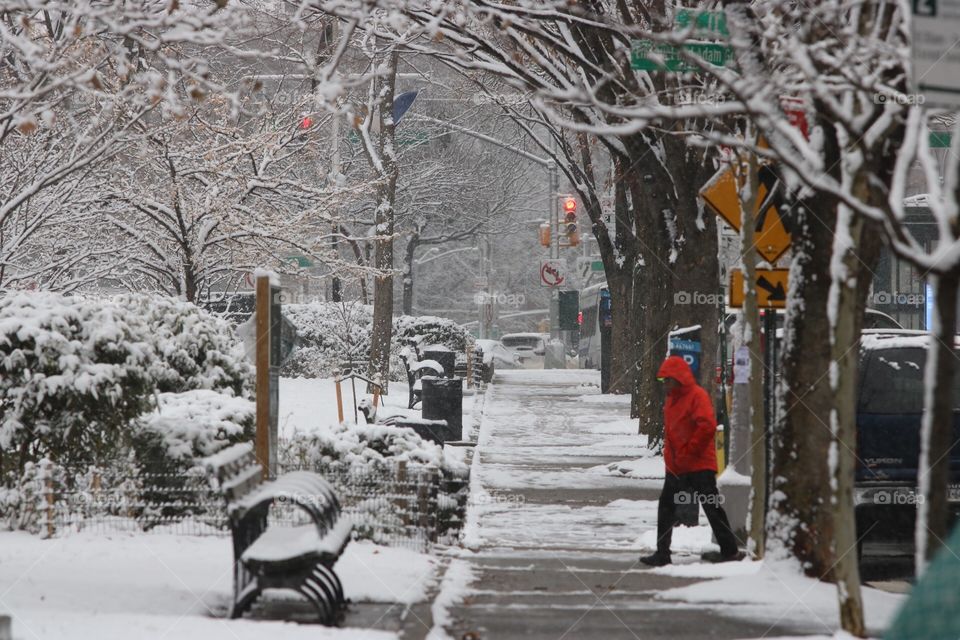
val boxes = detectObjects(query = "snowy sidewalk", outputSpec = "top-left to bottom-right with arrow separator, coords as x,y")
431,369 -> 902,639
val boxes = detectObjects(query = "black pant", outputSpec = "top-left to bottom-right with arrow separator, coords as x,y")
655,470 -> 739,556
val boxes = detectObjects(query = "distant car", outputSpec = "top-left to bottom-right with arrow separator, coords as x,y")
499,333 -> 548,369
855,329 -> 960,561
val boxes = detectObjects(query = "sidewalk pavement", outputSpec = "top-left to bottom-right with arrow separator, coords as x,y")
431,369 -> 814,640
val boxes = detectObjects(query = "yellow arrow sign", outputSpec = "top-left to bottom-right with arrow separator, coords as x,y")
700,166 -> 792,264
729,268 -> 789,308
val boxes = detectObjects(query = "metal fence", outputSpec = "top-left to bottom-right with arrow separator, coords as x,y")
16,458 -> 467,552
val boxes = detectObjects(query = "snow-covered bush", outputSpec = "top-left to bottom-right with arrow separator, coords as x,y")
280,302 -> 473,379
280,422 -> 468,477
394,315 -> 472,355
133,390 -> 255,473
0,292 -> 155,474
280,302 -> 372,378
114,294 -> 253,397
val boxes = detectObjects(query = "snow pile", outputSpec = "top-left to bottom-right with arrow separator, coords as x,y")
136,390 -> 255,463
656,558 -> 906,635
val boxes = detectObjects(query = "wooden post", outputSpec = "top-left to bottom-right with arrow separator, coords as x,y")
396,460 -> 409,528
335,377 -> 344,423
255,275 -> 271,479
42,460 -> 55,539
465,344 -> 474,389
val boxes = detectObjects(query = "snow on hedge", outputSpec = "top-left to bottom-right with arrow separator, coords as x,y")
115,294 -> 252,396
280,302 -> 472,379
137,390 -> 254,462
281,421 -> 468,477
0,291 -> 155,464
0,291 -> 253,478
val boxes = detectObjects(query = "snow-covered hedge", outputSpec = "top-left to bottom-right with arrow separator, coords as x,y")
0,292 -> 253,479
0,292 -> 156,471
280,302 -> 473,379
280,422 -> 468,477
133,390 -> 255,473
280,302 -> 372,378
115,294 -> 252,397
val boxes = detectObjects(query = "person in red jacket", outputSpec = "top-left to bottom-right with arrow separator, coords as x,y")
640,355 -> 742,566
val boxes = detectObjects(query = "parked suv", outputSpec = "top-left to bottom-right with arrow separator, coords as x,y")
855,330 -> 960,560
499,333 -> 548,369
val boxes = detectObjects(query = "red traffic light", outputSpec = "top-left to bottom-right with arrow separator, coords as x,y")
300,116 -> 314,129
562,196 -> 577,213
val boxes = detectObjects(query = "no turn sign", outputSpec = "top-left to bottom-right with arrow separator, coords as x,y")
540,259 -> 565,287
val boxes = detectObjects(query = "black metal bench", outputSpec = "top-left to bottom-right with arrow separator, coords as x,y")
203,443 -> 353,624
399,347 -> 444,409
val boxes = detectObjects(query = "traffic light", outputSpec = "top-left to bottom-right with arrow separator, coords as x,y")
560,196 -> 579,247
538,222 -> 551,247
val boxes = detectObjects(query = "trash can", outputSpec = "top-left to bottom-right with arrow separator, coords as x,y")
423,347 -> 456,378
421,376 -> 463,440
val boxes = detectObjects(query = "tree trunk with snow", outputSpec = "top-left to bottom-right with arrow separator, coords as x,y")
402,233 -> 419,316
917,270 -> 960,571
367,49 -> 400,394
769,175 -> 838,574
735,147 -> 766,560
828,201 -> 879,637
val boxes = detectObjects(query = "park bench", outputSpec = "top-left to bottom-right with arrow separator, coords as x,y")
399,346 -> 445,409
203,443 -> 353,624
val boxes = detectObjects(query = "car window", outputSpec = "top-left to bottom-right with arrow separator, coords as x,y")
859,347 -> 960,413
502,337 -> 542,349
864,313 -> 902,330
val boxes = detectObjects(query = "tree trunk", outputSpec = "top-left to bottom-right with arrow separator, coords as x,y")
736,146 -> 766,559
607,268 -> 635,394
917,269 -> 960,571
401,234 -> 419,316
829,205 -> 879,637
367,49 -> 399,393
768,184 -> 838,574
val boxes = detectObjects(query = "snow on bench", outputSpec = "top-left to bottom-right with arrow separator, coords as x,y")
203,443 -> 352,624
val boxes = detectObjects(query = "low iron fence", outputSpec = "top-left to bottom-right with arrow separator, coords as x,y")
5,458 -> 468,552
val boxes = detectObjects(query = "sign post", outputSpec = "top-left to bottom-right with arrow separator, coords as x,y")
255,274 -> 281,479
599,288 -> 613,393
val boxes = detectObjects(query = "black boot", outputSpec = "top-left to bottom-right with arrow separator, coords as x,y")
640,552 -> 671,567
701,550 -> 746,563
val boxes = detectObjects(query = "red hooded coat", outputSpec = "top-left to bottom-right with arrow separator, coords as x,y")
657,355 -> 718,475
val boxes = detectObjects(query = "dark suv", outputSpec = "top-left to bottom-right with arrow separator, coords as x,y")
855,330 -> 960,560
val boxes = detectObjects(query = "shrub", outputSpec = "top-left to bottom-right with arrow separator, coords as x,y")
280,302 -> 473,379
0,292 -> 155,474
114,294 -> 253,397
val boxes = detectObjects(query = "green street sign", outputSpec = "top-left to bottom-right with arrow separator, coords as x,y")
590,260 -> 604,272
286,255 -> 313,268
631,40 -> 732,72
930,132 -> 953,148
675,9 -> 729,39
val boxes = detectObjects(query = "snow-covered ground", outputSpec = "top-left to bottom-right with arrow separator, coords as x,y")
279,376 -> 476,439
654,558 -> 905,637
0,532 -> 437,639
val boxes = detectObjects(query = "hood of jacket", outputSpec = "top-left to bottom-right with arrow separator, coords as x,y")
656,355 -> 696,389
